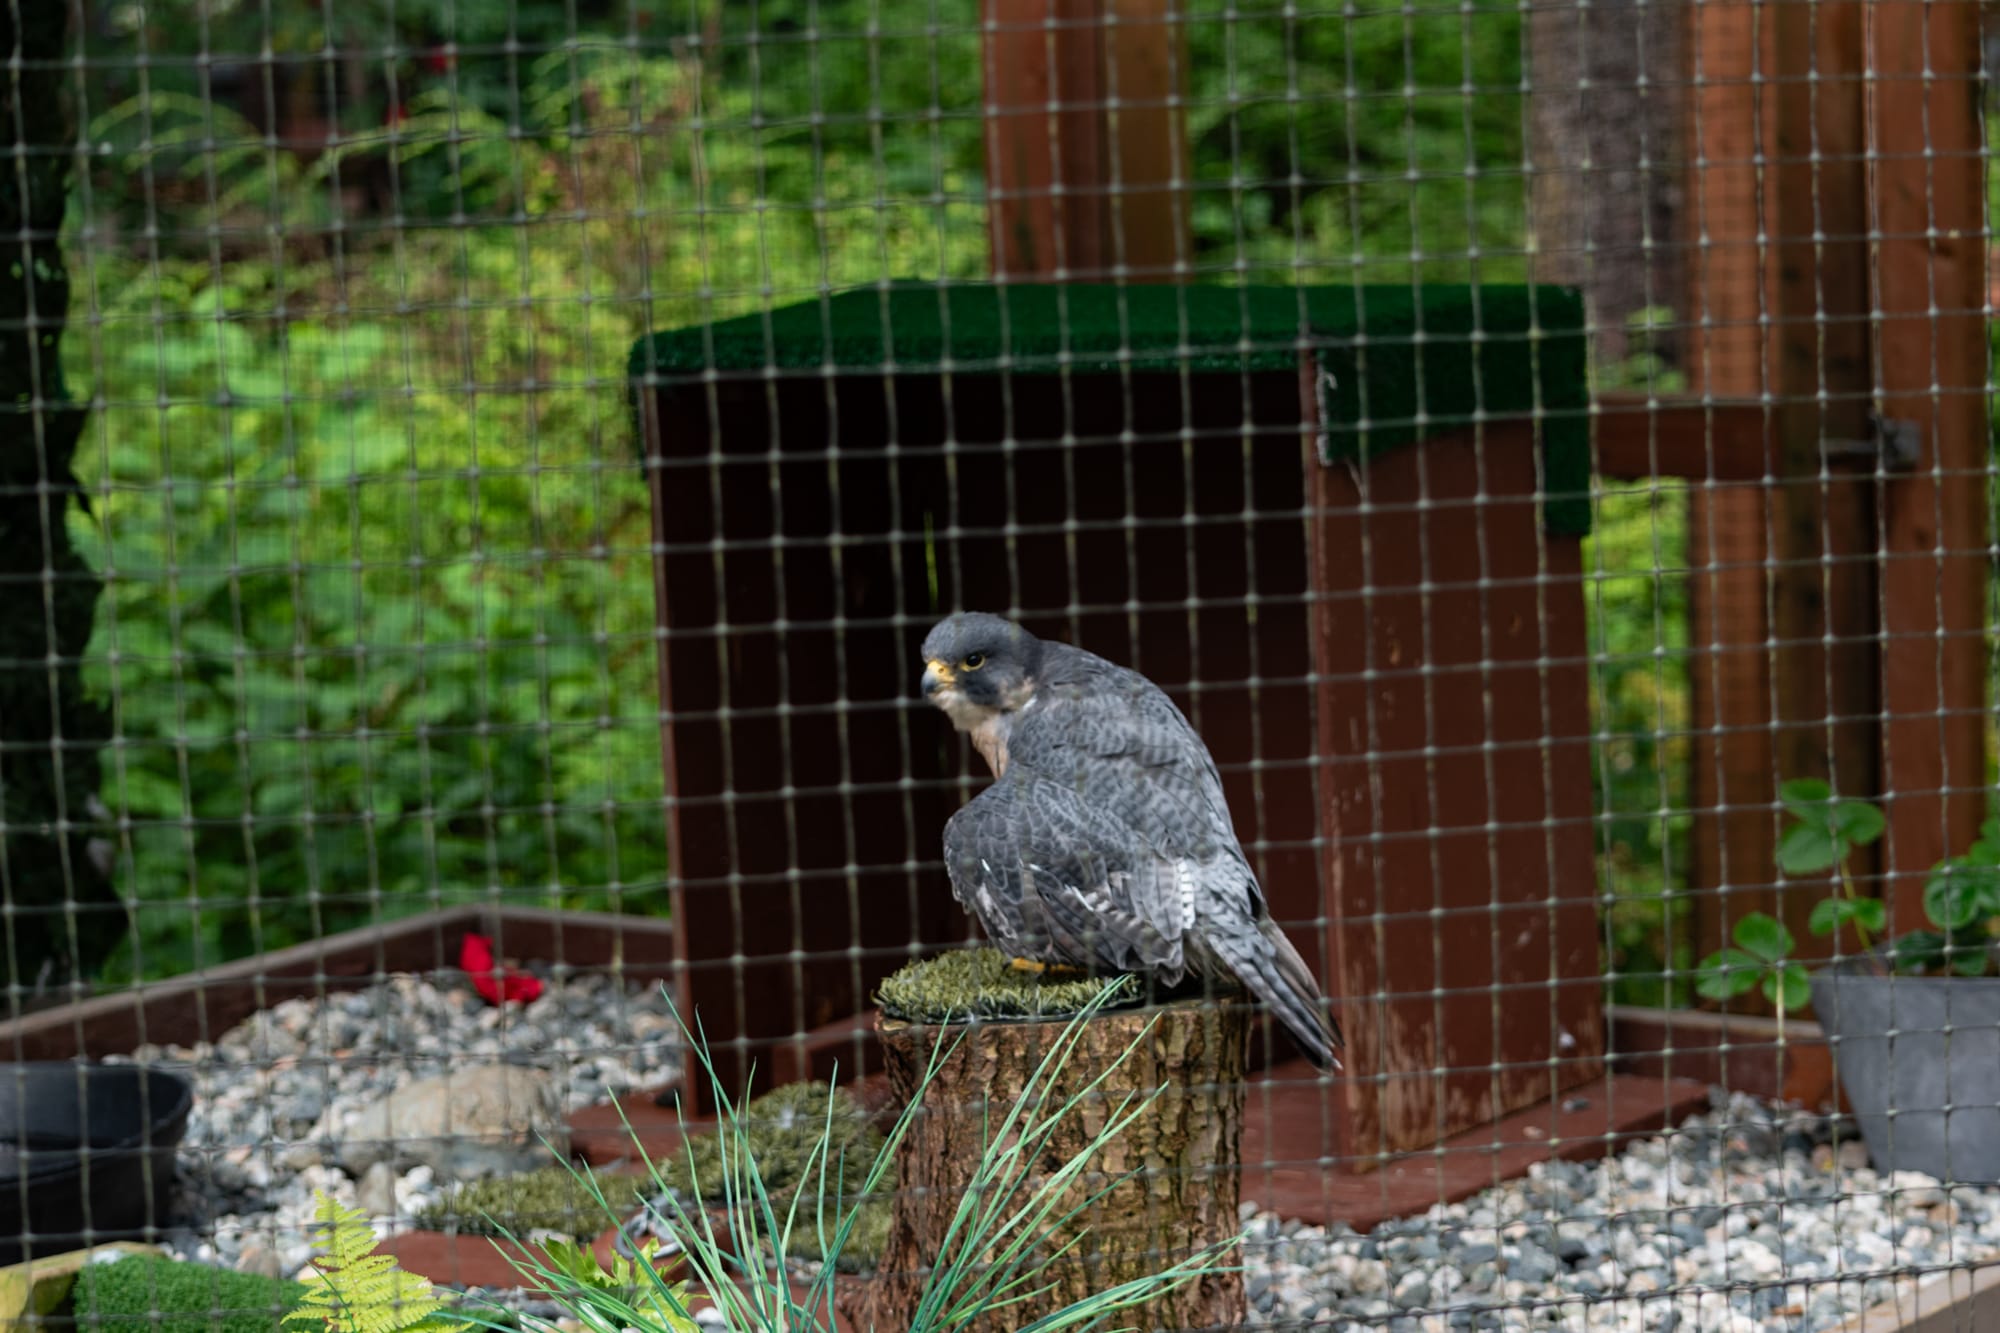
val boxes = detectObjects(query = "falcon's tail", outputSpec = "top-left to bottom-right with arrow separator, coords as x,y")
1208,919 -> 1343,1072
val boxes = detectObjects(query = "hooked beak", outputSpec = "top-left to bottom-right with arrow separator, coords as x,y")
922,659 -> 954,698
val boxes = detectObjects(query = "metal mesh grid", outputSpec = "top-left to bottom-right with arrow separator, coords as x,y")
0,0 -> 1994,1329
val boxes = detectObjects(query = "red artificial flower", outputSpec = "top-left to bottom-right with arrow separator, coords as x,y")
460,932 -> 544,1006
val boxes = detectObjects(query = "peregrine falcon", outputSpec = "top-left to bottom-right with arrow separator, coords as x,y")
920,611 -> 1342,1070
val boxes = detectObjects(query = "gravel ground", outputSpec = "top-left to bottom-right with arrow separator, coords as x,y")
119,985 -> 2000,1332
1242,1091 -> 2000,1333
119,971 -> 681,1276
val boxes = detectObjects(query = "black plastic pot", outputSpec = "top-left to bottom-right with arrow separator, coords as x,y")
0,1061 -> 193,1262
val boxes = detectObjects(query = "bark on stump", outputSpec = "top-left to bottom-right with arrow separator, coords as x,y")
845,999 -> 1248,1333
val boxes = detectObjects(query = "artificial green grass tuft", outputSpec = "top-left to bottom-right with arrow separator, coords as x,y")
876,947 -> 1141,1023
68,1254 -> 305,1333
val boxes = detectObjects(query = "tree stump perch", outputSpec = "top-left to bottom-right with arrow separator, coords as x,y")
845,997 -> 1249,1333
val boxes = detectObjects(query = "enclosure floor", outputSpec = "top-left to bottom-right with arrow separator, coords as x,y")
1238,1066 -> 1713,1230
566,1066 -> 1710,1233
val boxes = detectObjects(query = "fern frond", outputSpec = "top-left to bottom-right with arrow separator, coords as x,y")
282,1192 -> 470,1333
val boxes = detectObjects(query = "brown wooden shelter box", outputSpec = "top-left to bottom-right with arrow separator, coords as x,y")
631,282 -> 1603,1164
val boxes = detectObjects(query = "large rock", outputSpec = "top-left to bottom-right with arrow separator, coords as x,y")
314,1065 -> 566,1178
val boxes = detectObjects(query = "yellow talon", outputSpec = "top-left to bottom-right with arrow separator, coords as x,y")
1008,957 -> 1086,979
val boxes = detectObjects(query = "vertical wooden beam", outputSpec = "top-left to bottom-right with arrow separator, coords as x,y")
1685,0 -> 1881,977
1867,0 -> 1989,928
983,0 -> 1106,278
1769,2 -> 1880,950
1803,4 -> 1880,838
1101,0 -> 1192,279
1684,0 -> 1783,959
982,0 -> 1189,280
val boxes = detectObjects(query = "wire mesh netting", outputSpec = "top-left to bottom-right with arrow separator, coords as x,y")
2,0 -> 1997,1329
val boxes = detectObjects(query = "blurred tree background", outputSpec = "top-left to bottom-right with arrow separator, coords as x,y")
58,0 -> 1691,989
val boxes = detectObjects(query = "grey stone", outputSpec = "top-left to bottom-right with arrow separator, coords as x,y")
235,1244 -> 283,1280
1506,1245 -> 1560,1285
280,1088 -> 326,1126
356,1161 -> 399,1217
314,1063 -> 567,1177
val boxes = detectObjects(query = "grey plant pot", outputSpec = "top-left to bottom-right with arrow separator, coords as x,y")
1810,957 -> 2000,1183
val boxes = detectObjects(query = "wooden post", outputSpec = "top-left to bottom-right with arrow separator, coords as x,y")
982,0 -> 1190,280
1867,0 -> 1989,929
1525,0 -> 1684,364
1768,0 -> 1880,939
1682,0 -> 1879,971
1683,0 -> 1779,965
847,1001 -> 1248,1333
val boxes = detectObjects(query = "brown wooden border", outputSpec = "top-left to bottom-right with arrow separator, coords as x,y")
0,908 -> 679,1063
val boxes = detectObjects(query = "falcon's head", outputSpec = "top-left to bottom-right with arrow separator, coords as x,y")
920,612 -> 1040,733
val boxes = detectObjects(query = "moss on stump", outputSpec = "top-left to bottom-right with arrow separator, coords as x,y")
844,986 -> 1249,1333
875,947 -> 1142,1022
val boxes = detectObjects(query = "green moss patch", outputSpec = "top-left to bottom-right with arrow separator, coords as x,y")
876,948 -> 1141,1023
644,1081 -> 890,1273
659,1081 -> 882,1204
417,1166 -> 642,1240
69,1254 -> 305,1333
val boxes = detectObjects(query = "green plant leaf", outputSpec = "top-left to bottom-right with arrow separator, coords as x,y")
1891,930 -> 1950,974
1778,777 -> 1834,809
1763,962 -> 1811,1012
1954,949 -> 1993,978
1966,834 -> 2000,868
1831,801 -> 1888,847
1809,896 -> 1886,937
1927,859 -> 2000,934
1732,912 -> 1795,963
1694,948 -> 1764,1000
1776,824 -> 1842,876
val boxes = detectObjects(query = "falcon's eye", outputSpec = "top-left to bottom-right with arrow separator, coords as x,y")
962,652 -> 986,671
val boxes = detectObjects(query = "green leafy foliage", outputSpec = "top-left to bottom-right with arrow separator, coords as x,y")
1701,778 -> 2000,1001
1775,778 -> 1887,875
532,1237 -> 693,1321
1809,896 -> 1886,939
1922,817 -> 2000,934
1694,912 -> 1809,1012
1585,484 -> 1693,1006
286,1193 -> 470,1333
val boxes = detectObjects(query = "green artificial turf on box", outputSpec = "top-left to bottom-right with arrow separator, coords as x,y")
69,1253 -> 305,1333
629,283 -> 1591,535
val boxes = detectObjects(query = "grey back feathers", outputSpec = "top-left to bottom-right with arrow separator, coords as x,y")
925,613 -> 1343,1071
